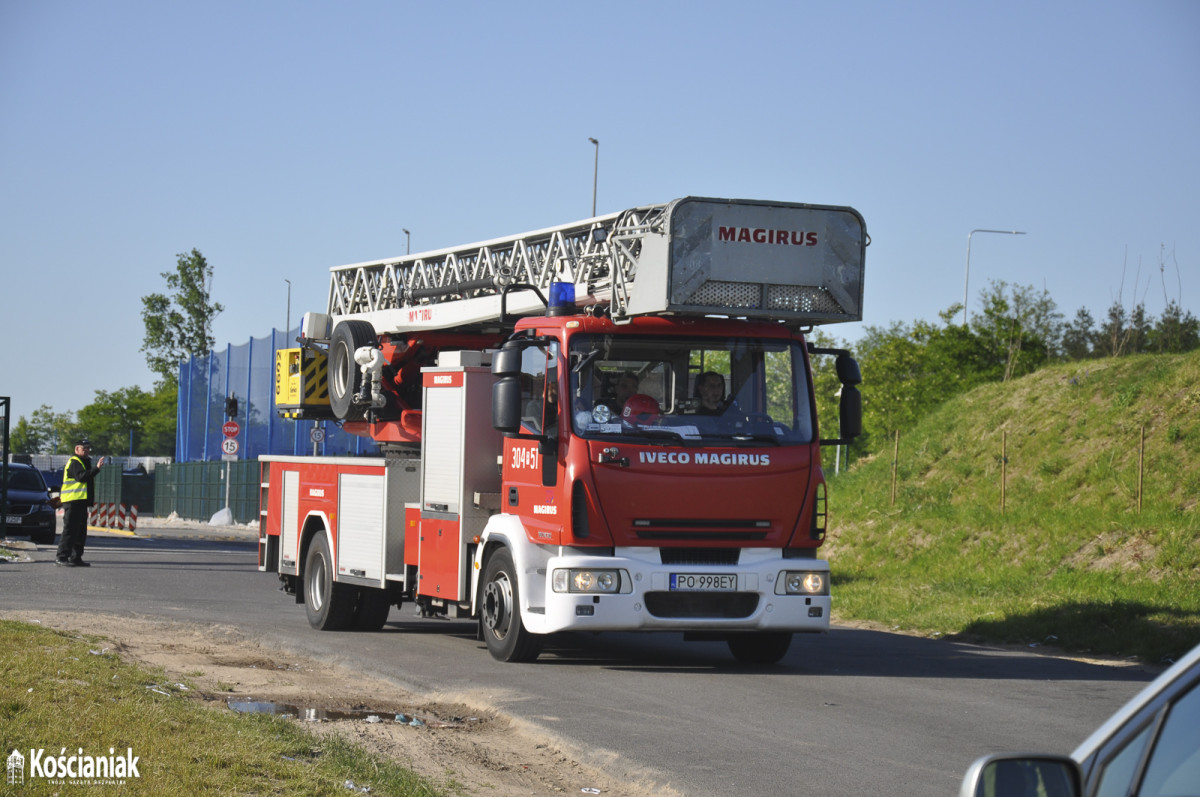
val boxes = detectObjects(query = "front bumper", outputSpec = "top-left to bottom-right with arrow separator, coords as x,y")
2,508 -> 55,537
531,547 -> 830,635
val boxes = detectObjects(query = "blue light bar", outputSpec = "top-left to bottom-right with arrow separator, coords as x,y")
547,281 -> 576,316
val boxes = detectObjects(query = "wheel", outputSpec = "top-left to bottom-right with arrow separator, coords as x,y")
328,320 -> 377,420
31,528 -> 56,545
353,588 -> 392,631
303,534 -> 356,630
480,548 -> 542,662
727,632 -> 792,665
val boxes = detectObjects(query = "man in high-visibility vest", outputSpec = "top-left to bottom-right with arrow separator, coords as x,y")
56,438 -> 109,567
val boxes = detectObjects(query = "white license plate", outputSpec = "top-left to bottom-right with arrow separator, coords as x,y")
5,516 -> 22,525
669,573 -> 737,591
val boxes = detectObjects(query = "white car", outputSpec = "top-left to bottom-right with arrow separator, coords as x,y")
959,642 -> 1200,796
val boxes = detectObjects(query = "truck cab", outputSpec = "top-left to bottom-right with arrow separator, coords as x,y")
480,310 -> 856,662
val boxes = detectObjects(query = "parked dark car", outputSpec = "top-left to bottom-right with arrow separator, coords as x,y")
2,462 -> 57,545
959,641 -> 1200,796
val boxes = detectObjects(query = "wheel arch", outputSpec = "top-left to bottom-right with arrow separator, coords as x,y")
473,514 -> 550,635
297,511 -> 333,584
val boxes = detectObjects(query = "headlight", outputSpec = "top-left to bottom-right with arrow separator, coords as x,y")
552,568 -> 622,593
778,570 -> 829,596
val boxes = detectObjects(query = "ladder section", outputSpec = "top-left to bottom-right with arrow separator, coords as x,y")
327,203 -> 671,333
325,197 -> 867,335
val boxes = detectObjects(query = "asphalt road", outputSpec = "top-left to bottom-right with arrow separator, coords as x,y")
1,525 -> 1156,796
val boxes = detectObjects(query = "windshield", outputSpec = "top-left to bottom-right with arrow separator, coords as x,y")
5,468 -> 47,491
567,334 -> 814,444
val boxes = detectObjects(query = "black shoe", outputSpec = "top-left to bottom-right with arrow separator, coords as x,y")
56,559 -> 77,567
71,560 -> 91,567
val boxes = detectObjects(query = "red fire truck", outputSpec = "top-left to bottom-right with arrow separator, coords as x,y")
260,197 -> 866,663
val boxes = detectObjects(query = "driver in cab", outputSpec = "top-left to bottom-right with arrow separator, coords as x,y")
694,371 -> 727,415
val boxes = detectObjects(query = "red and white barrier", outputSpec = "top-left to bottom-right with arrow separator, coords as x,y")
87,503 -> 139,531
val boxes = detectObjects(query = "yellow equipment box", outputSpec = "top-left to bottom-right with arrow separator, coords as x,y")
275,348 -> 330,409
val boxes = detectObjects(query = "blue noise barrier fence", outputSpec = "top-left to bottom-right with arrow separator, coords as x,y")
177,328 -> 378,462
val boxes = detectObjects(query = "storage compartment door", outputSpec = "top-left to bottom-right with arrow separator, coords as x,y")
280,470 -> 300,573
337,472 -> 385,583
417,514 -> 463,600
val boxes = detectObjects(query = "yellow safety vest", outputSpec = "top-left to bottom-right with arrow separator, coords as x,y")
60,456 -> 89,503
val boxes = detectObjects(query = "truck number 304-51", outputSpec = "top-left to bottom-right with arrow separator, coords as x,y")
510,445 -> 539,471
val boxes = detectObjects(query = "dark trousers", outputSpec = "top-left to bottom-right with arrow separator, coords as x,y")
57,502 -> 89,562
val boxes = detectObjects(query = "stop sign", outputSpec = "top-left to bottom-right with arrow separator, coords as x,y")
222,420 -> 240,438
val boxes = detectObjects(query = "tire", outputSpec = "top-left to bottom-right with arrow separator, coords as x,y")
480,548 -> 542,662
727,632 -> 792,665
328,320 -> 377,420
304,534 -> 356,630
31,528 -> 56,546
353,588 -> 392,631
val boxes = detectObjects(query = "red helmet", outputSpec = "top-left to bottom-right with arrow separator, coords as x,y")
622,394 -> 660,426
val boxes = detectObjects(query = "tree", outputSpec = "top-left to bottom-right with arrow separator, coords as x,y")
854,320 -> 933,447
1096,300 -> 1153,357
1097,300 -> 1127,357
917,308 -> 998,391
1127,303 -> 1152,355
972,280 -> 1061,380
9,405 -> 76,454
1062,307 -> 1096,360
76,384 -> 176,457
141,248 -> 224,385
1147,300 -> 1200,354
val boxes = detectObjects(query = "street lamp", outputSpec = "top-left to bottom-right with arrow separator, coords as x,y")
403,228 -> 411,255
588,137 -> 599,216
963,229 -> 1026,326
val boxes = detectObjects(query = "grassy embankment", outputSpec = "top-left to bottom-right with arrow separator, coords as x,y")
0,620 -> 449,796
827,350 -> 1200,664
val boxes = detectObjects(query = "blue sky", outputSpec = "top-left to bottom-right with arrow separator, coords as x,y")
2,0 -> 1197,420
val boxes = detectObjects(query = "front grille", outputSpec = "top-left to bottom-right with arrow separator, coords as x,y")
637,530 -> 767,542
633,518 -> 770,542
660,548 -> 741,566
644,591 -> 759,619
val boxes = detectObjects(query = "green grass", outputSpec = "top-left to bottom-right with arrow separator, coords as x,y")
828,351 -> 1200,664
0,619 -> 448,796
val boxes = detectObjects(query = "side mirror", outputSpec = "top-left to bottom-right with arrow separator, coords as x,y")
816,352 -> 862,446
839,384 -> 862,440
492,376 -> 522,433
492,342 -> 523,378
835,353 -> 861,386
958,754 -> 1081,797
492,338 -> 529,434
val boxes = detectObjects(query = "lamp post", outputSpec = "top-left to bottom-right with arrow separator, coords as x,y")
588,137 -> 599,217
403,228 -> 411,255
963,229 -> 1026,326
285,279 -> 291,337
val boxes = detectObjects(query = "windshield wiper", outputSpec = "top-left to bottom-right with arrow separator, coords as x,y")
571,348 -> 601,374
626,427 -> 692,443
709,432 -> 783,445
